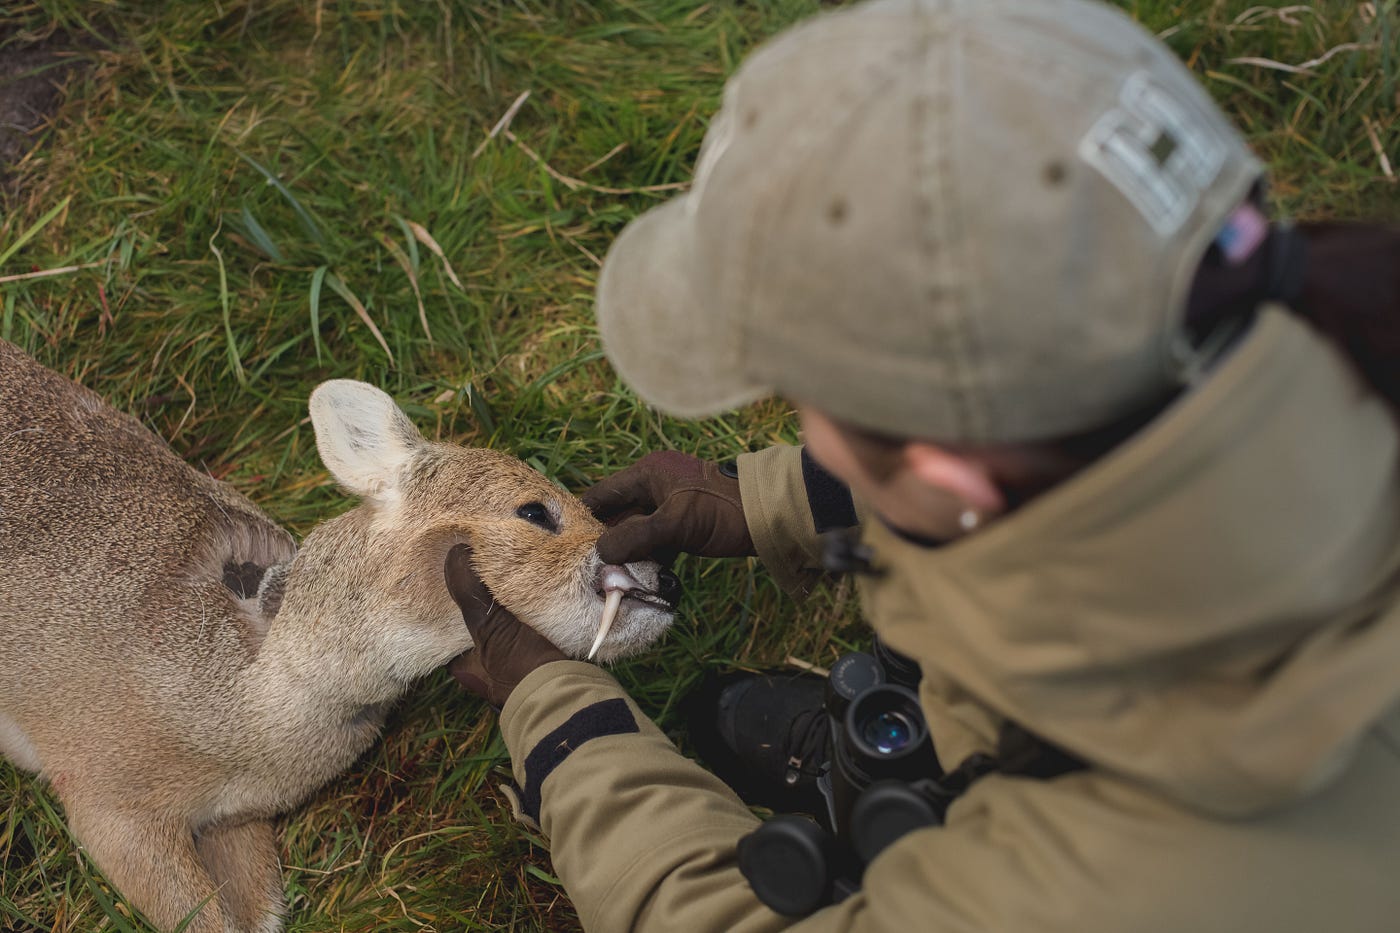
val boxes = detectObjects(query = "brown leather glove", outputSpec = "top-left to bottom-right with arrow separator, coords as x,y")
444,544 -> 567,709
581,451 -> 756,566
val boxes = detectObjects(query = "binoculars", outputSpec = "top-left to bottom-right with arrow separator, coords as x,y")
737,639 -> 979,916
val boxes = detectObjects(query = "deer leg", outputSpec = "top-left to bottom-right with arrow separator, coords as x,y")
194,817 -> 287,933
63,798 -> 227,933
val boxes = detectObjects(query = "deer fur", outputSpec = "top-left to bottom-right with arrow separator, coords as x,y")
0,339 -> 675,932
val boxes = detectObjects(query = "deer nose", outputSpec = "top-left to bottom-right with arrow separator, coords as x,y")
657,568 -> 683,607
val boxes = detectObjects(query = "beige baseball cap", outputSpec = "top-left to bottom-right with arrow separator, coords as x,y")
595,0 -> 1262,444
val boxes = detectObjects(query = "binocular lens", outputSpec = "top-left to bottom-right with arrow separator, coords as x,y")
845,685 -> 927,764
860,710 -> 917,755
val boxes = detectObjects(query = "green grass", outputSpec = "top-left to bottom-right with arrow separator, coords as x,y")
0,0 -> 1396,930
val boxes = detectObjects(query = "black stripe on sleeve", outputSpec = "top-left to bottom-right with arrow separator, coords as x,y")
801,447 -> 858,533
518,698 -> 639,822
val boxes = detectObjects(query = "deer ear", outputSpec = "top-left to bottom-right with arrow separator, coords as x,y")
309,380 -> 426,500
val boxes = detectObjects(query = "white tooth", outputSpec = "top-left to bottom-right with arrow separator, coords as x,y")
588,589 -> 624,661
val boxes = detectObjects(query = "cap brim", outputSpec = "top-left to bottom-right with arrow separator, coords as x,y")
595,196 -> 769,418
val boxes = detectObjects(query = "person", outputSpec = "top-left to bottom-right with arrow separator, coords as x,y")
443,0 -> 1400,929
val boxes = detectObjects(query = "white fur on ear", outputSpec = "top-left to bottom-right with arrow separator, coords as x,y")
309,380 -> 426,500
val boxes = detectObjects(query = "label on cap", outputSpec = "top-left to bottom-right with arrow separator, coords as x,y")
1078,71 -> 1229,237
1214,201 -> 1269,265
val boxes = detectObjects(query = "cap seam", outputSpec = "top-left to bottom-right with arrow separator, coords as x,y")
911,7 -> 985,440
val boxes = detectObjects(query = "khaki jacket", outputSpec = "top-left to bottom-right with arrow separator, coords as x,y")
497,307 -> 1400,931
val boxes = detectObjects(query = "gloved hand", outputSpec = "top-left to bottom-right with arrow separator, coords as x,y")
581,451 -> 756,565
444,544 -> 567,709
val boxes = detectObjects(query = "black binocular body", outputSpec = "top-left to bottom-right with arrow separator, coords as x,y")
737,639 -> 988,917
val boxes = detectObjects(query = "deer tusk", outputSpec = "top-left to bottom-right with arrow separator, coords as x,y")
588,589 -> 625,660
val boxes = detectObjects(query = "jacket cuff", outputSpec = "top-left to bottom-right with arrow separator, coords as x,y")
737,445 -> 833,598
800,447 -> 858,533
498,661 -> 646,823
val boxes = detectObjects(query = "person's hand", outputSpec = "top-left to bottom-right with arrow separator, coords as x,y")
444,544 -> 567,709
581,451 -> 756,565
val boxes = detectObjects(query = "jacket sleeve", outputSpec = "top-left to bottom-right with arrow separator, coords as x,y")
494,661 -> 1108,933
497,660 -> 791,933
736,445 -> 857,599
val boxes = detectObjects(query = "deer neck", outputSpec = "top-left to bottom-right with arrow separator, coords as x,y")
249,509 -> 414,715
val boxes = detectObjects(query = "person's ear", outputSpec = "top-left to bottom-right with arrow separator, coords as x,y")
902,443 -> 1005,516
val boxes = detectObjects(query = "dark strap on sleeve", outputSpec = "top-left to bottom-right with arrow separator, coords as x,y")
517,698 -> 639,823
801,447 -> 857,534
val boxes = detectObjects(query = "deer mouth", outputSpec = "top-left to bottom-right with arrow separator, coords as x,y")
621,591 -> 674,609
594,587 -> 675,610
593,565 -> 679,610
589,564 -> 679,660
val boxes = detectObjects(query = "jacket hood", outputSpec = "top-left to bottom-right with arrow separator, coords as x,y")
860,306 -> 1400,816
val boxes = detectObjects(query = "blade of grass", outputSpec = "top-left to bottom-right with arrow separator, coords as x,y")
238,205 -> 286,262
237,153 -> 328,251
2,288 -> 14,342
208,227 -> 248,387
0,261 -> 102,284
308,264 -> 328,365
404,219 -> 464,291
0,196 -> 72,268
379,231 -> 431,342
325,270 -> 394,364
392,215 -> 421,270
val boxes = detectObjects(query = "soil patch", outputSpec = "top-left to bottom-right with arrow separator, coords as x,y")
0,28 -> 84,197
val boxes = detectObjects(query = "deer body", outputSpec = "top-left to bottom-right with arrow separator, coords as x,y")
0,339 -> 675,932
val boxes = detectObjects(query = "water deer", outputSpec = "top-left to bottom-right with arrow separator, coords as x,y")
0,338 -> 677,932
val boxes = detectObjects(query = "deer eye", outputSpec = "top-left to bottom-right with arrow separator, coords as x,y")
515,501 -> 557,533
